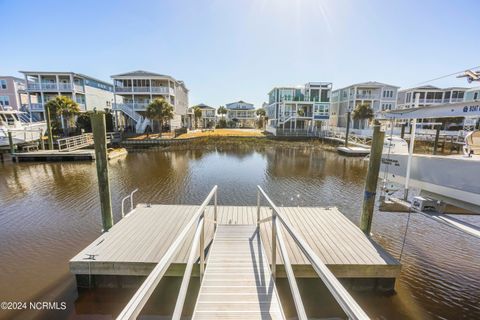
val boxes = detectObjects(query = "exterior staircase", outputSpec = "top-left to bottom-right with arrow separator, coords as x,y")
114,104 -> 148,133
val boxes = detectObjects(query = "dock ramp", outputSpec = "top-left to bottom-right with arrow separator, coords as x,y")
192,224 -> 284,319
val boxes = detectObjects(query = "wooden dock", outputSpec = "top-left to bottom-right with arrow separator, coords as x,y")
13,149 -> 96,161
70,205 -> 400,284
192,225 -> 285,320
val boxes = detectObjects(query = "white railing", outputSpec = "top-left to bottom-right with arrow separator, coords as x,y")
30,103 -> 45,111
57,133 -> 94,151
113,103 -> 142,123
133,86 -> 150,92
256,186 -> 369,320
114,86 -> 173,94
116,186 -> 218,320
132,102 -> 149,111
58,83 -> 73,91
121,188 -> 139,218
356,94 -> 380,100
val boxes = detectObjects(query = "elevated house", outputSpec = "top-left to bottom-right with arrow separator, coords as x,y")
397,85 -> 468,109
187,103 -> 217,129
112,70 -> 188,133
0,76 -> 34,112
20,71 -> 115,121
225,101 -> 256,128
330,81 -> 399,130
266,82 -> 332,136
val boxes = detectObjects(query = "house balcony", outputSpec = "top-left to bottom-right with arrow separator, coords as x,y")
450,98 -> 464,103
424,99 -> 444,104
29,103 -> 45,111
26,82 -> 84,92
113,102 -> 150,111
356,94 -> 380,100
115,86 -> 175,95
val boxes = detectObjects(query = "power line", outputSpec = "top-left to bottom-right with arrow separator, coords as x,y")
414,64 -> 480,86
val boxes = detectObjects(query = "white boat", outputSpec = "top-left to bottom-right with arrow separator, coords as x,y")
380,136 -> 480,213
0,110 -> 47,147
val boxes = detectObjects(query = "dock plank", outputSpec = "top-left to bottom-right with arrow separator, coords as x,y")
69,205 -> 401,279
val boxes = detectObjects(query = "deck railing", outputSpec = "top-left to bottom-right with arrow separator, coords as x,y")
116,186 -> 218,320
256,186 -> 370,320
121,188 -> 139,218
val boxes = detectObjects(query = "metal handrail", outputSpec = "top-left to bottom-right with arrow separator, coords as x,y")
121,188 -> 139,218
256,186 -> 370,320
172,217 -> 205,320
116,185 -> 218,320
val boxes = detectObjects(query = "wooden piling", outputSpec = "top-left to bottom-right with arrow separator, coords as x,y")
433,125 -> 440,155
400,123 -> 405,139
44,104 -> 54,150
91,112 -> 114,232
8,131 -> 15,154
345,111 -> 351,148
360,125 -> 384,235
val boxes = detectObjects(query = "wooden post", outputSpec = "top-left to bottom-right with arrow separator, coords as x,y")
199,213 -> 205,281
8,131 -> 15,154
44,104 -> 54,150
91,112 -> 114,232
360,125 -> 385,235
345,111 -> 351,148
400,123 -> 405,139
433,125 -> 440,155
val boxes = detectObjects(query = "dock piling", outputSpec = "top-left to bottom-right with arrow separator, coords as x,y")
91,112 -> 113,232
345,111 -> 351,148
433,125 -> 440,155
8,131 -> 15,154
44,104 -> 54,150
360,124 -> 384,235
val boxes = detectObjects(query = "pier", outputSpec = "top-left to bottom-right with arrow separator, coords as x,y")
70,205 -> 400,284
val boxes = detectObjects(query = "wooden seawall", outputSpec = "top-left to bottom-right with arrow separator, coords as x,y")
70,204 -> 400,290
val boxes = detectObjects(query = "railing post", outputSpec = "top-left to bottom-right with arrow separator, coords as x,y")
214,189 -> 218,231
199,212 -> 205,281
256,190 -> 260,227
271,208 -> 277,279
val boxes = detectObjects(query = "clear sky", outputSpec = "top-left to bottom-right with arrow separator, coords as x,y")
1,0 -> 479,108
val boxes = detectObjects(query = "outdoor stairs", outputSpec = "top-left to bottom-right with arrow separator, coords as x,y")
114,104 -> 148,133
192,224 -> 285,320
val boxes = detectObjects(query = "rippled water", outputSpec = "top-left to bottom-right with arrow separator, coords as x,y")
0,146 -> 479,319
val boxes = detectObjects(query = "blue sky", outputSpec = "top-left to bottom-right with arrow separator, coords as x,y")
1,0 -> 479,107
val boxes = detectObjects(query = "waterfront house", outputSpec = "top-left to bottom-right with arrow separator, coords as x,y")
330,82 -> 399,131
187,103 -> 217,129
396,85 -> 467,109
266,82 -> 332,136
20,71 -> 115,121
463,86 -> 480,102
225,101 -> 256,128
112,70 -> 188,133
0,76 -> 35,113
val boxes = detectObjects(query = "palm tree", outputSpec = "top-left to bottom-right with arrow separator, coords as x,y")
352,103 -> 374,129
256,108 -> 266,129
45,95 -> 81,136
217,106 -> 227,119
145,98 -> 174,137
193,106 -> 202,129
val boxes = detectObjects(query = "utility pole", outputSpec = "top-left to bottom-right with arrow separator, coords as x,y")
360,124 -> 385,235
90,111 -> 114,232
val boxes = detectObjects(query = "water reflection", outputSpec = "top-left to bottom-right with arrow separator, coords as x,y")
0,146 -> 479,319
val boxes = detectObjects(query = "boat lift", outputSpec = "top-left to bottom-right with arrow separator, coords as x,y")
379,97 -> 480,238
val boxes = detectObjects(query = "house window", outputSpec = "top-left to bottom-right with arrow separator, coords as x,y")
0,96 -> 10,106
474,92 -> 479,100
0,80 -> 7,89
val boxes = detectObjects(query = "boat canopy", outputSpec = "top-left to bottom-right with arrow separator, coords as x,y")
379,101 -> 480,119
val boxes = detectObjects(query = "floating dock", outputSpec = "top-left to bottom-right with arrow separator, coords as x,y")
13,149 -> 96,161
70,205 -> 400,290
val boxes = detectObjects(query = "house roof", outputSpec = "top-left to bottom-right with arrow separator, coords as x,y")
399,85 -> 469,92
111,70 -> 171,78
19,71 -> 113,87
225,101 -> 254,110
192,103 -> 215,109
347,81 -> 400,88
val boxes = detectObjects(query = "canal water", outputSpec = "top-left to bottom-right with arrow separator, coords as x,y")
0,145 -> 479,319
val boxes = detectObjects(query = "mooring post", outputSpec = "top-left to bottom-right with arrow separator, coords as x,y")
91,111 -> 114,232
44,104 -> 54,150
8,131 -> 15,154
360,124 -> 385,235
345,111 -> 351,148
400,123 -> 405,139
433,125 -> 440,155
